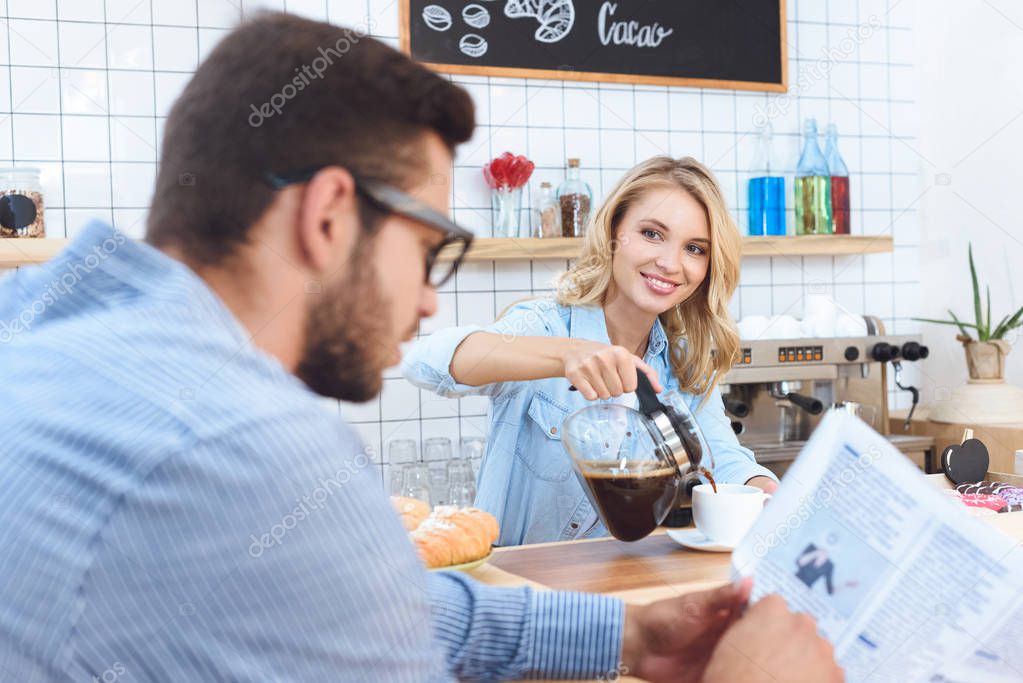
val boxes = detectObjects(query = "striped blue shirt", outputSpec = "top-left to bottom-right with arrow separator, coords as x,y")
0,222 -> 624,682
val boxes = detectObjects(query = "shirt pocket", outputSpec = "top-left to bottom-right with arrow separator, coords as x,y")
515,392 -> 573,483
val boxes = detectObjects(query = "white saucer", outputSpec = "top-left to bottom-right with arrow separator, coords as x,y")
666,528 -> 735,553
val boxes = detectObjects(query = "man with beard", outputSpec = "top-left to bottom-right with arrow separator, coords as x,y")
0,12 -> 841,683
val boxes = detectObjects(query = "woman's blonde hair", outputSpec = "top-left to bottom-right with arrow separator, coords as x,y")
554,156 -> 742,399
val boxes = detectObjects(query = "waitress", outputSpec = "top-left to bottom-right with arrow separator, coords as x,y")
402,156 -> 777,546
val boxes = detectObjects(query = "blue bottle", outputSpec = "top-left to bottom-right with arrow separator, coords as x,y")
748,123 -> 785,236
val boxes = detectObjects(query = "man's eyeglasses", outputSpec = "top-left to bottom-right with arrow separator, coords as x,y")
264,167 -> 474,288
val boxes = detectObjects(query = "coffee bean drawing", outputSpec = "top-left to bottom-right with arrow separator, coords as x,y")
422,4 -> 453,31
458,33 -> 488,58
462,4 -> 491,29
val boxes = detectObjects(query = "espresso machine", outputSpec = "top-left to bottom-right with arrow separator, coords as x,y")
718,316 -> 936,479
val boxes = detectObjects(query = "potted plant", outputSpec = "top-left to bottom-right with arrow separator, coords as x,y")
915,244 -> 1023,380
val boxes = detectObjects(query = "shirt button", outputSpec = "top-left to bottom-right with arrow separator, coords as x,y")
570,523 -> 578,529
550,427 -> 557,435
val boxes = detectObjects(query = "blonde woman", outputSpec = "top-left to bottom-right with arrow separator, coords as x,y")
402,156 -> 777,546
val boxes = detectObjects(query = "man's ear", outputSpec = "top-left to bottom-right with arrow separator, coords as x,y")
296,166 -> 361,274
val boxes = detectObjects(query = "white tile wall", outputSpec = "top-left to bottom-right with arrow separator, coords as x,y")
0,0 -> 924,485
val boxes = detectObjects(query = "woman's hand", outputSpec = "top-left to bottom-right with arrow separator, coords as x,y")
745,476 -> 778,494
561,340 -> 663,400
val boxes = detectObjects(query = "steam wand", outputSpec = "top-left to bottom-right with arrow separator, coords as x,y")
891,361 -> 919,430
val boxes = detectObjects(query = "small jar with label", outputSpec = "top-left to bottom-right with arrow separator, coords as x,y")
531,181 -> 561,238
0,167 -> 45,238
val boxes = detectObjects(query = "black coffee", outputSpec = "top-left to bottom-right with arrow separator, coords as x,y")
582,465 -> 680,542
698,467 -> 718,493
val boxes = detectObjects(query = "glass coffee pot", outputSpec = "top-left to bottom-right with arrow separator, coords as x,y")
561,373 -> 714,541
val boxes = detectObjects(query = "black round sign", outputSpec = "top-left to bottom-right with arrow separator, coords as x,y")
0,193 -> 38,230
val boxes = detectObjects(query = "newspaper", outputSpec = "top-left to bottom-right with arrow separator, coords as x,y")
731,410 -> 1023,682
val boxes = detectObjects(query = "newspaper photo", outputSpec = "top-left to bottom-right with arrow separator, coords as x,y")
731,410 -> 1023,682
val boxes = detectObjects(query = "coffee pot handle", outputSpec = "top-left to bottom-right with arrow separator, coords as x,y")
635,369 -> 663,417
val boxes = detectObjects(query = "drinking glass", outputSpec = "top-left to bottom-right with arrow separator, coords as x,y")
447,457 -> 476,507
429,462 -> 449,506
400,463 -> 431,505
423,437 -> 453,462
459,436 -> 485,461
388,439 -> 418,495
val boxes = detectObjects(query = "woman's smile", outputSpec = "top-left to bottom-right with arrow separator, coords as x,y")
640,271 -> 683,295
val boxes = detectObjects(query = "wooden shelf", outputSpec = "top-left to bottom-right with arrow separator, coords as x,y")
740,234 -> 893,257
0,237 -> 70,268
438,237 -> 580,262
441,234 -> 893,261
2,234 -> 893,269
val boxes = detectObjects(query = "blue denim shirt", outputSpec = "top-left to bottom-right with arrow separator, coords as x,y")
402,298 -> 777,546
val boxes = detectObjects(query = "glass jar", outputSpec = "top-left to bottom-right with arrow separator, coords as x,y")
0,167 -> 45,238
531,181 -> 561,238
556,159 -> 592,238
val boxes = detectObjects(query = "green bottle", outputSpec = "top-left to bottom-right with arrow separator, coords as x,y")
794,119 -> 833,235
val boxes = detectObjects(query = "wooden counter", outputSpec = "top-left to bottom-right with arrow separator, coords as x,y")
468,479 -> 1023,682
467,529 -> 730,683
471,529 -> 735,603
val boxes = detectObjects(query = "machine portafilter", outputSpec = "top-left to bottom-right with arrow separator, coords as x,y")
768,382 -> 824,415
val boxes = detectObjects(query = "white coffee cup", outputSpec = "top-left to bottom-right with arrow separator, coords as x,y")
692,483 -> 771,547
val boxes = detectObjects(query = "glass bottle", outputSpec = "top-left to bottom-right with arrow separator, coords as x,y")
824,123 -> 851,235
794,119 -> 832,235
531,181 -> 561,238
556,158 -> 592,238
0,167 -> 45,238
747,123 -> 786,236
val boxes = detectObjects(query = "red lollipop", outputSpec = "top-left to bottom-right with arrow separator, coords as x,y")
483,151 -> 533,189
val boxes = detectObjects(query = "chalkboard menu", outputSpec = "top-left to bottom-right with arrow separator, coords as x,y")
400,0 -> 787,92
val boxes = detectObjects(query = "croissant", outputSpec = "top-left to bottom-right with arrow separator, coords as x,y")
405,505 -> 501,568
431,506 -> 491,562
390,496 -> 430,531
463,507 -> 500,545
411,518 -> 461,568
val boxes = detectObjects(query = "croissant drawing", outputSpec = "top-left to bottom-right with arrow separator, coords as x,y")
503,0 -> 574,44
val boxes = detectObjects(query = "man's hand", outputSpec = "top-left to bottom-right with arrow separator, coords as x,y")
620,579 -> 752,683
703,594 -> 843,683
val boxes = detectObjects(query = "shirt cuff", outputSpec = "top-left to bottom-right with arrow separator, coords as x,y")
401,324 -> 483,397
429,571 -> 625,681
524,590 -> 625,680
729,461 -> 779,485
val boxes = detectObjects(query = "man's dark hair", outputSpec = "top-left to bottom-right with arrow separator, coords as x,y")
146,12 -> 475,265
